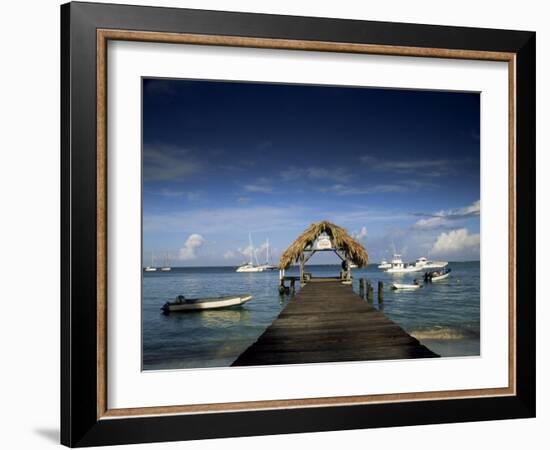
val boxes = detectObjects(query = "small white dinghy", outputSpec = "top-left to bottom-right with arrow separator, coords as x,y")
162,294 -> 253,313
391,282 -> 422,290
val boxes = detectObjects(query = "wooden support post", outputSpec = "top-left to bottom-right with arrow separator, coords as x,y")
378,281 -> 384,303
299,253 -> 305,286
366,279 -> 373,303
359,278 -> 365,298
278,269 -> 286,295
290,278 -> 296,294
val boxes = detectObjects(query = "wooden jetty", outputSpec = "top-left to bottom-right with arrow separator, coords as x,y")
232,279 -> 438,366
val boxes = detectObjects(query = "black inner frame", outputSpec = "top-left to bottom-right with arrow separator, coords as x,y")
61,2 -> 536,447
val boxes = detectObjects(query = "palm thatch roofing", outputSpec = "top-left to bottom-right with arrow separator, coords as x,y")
278,221 -> 369,269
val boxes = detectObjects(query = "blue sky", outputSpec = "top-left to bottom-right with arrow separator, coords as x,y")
142,78 -> 480,266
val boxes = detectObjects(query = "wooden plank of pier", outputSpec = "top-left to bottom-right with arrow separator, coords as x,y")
232,280 -> 438,366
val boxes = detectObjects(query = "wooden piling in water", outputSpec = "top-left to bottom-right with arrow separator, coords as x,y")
359,278 -> 365,298
378,280 -> 384,303
366,279 -> 373,303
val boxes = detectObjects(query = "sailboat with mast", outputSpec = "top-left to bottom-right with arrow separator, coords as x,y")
259,238 -> 277,271
160,253 -> 171,272
144,251 -> 157,272
236,233 -> 265,272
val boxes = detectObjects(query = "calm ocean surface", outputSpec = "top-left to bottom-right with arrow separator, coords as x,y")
142,262 -> 480,370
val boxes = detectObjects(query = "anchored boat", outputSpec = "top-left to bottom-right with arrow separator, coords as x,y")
160,253 -> 171,272
385,254 -> 421,274
144,251 -> 157,272
413,256 -> 448,270
162,294 -> 253,313
391,282 -> 423,290
384,255 -> 449,274
258,238 -> 278,271
236,233 -> 265,272
424,267 -> 452,282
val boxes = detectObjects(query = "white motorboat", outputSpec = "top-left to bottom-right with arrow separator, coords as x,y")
162,294 -> 253,313
378,260 -> 391,269
236,233 -> 265,272
413,256 -> 448,270
391,282 -> 422,290
385,254 -> 423,273
425,267 -> 452,282
384,255 -> 448,274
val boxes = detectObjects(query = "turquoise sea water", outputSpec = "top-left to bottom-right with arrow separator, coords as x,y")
142,262 -> 480,370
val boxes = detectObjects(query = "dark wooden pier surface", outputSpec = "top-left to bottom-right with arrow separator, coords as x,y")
232,280 -> 438,366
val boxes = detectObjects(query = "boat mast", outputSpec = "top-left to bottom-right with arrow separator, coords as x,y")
248,232 -> 254,265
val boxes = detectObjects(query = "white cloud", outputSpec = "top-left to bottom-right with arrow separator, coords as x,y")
236,240 -> 270,264
324,183 -> 405,195
144,145 -> 202,181
352,226 -> 368,241
144,206 -> 308,235
323,180 -> 435,196
243,177 -> 273,193
223,250 -> 236,260
360,155 -> 460,176
414,200 -> 480,229
281,166 -> 352,182
238,244 -> 254,261
179,234 -> 205,260
244,184 -> 272,193
414,216 -> 447,229
158,189 -> 201,201
457,200 -> 480,216
431,228 -> 480,258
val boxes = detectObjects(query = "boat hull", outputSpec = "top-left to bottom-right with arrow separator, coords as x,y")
236,266 -> 264,272
162,295 -> 253,312
391,283 -> 422,290
431,272 -> 450,281
386,267 -> 423,274
421,261 -> 448,269
424,267 -> 452,282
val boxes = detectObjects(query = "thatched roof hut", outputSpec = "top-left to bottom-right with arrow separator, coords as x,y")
278,221 -> 369,270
